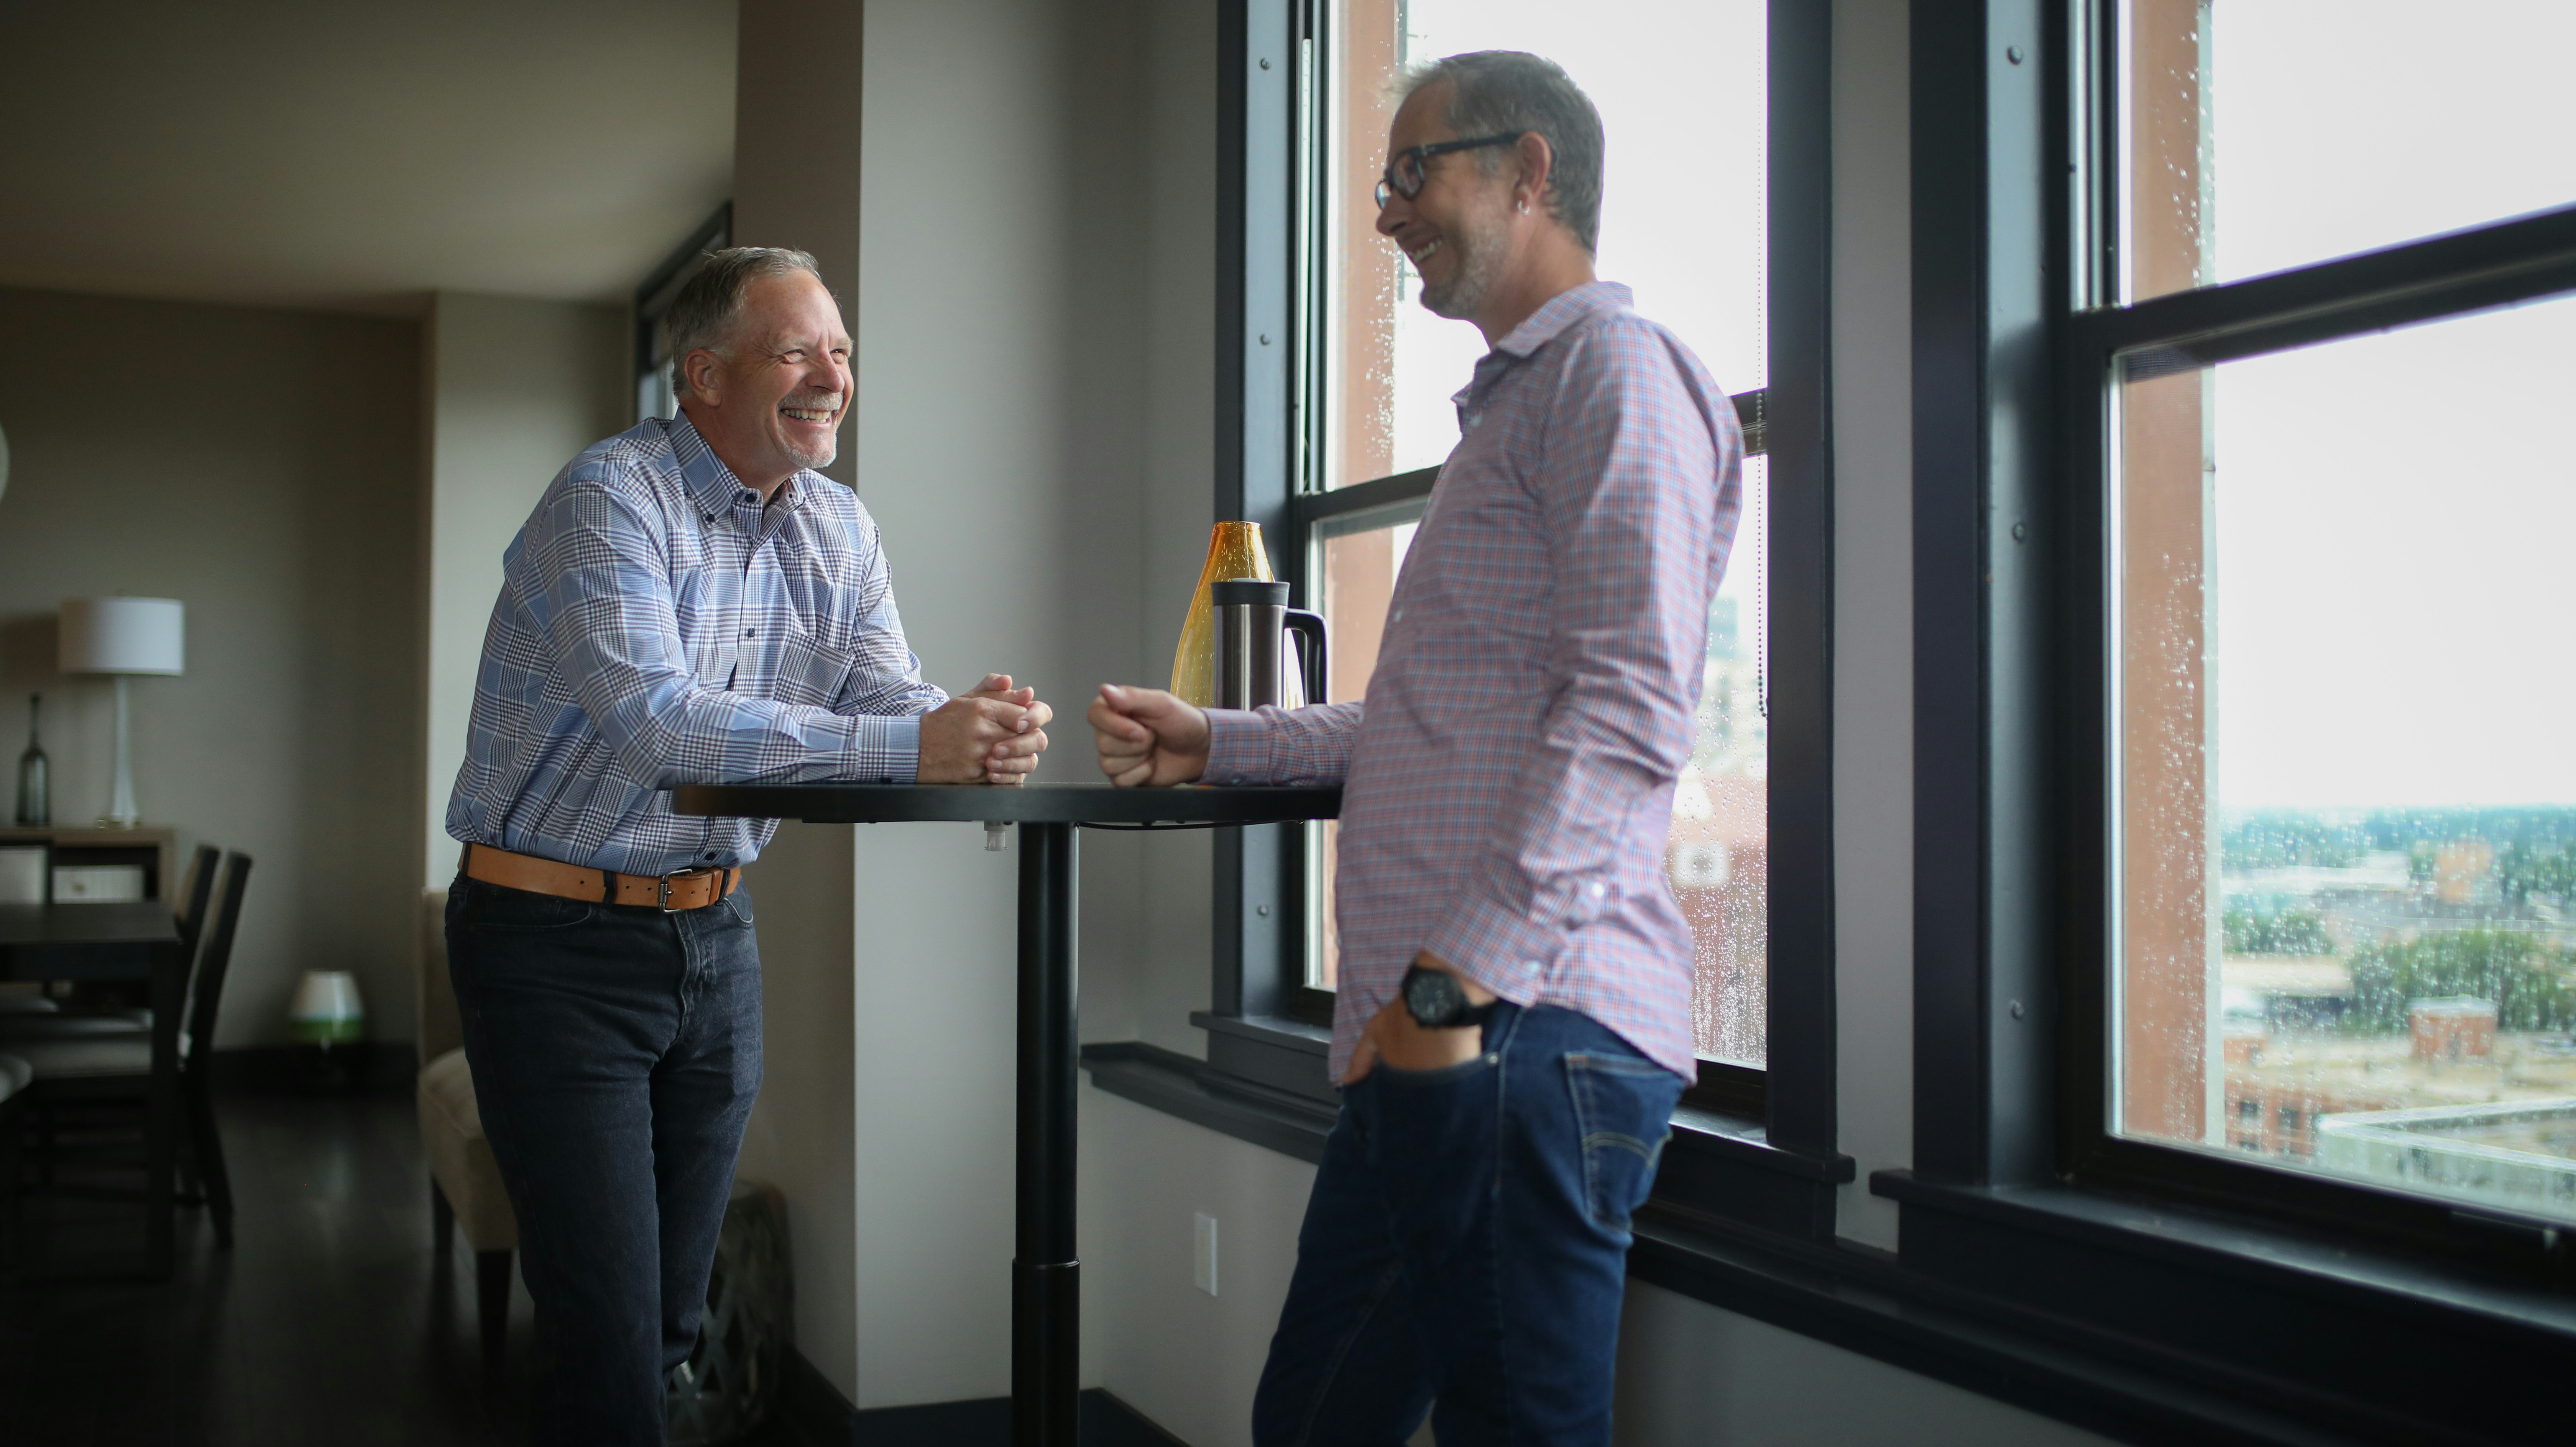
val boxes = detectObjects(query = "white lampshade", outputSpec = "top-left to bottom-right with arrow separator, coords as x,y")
59,597 -> 185,676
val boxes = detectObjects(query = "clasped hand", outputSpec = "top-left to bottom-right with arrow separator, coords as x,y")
919,674 -> 1053,784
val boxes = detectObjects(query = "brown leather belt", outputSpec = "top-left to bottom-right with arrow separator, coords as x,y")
462,843 -> 741,913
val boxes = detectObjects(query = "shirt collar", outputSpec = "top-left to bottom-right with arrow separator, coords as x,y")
665,410 -> 810,515
1454,281 -> 1634,419
1489,280 -> 1632,361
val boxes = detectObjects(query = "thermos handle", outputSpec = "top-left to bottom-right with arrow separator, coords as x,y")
1283,609 -> 1328,705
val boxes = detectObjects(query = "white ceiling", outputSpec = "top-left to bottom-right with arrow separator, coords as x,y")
0,0 -> 736,315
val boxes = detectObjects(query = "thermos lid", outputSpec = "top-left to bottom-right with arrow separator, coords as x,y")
1212,579 -> 1291,607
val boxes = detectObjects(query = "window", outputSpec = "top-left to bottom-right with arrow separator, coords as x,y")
633,205 -> 732,422
1867,10 -> 2574,1437
2070,0 -> 2576,1241
2114,0 -> 2576,302
1289,0 -> 1776,1077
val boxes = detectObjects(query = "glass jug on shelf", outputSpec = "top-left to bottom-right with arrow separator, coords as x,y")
15,693 -> 47,827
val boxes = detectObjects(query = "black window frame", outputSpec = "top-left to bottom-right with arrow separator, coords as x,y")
2046,40 -> 2576,1279
1882,2 -> 2576,1439
632,203 -> 734,423
1175,0 -> 1852,1242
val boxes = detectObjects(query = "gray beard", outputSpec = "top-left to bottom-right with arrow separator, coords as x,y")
782,397 -> 842,469
1418,218 -> 1507,320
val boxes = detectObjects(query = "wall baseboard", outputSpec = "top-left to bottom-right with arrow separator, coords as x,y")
774,1346 -> 1189,1447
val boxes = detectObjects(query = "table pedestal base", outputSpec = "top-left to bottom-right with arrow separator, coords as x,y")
665,787 -> 1341,1443
1013,1258 -> 1081,1444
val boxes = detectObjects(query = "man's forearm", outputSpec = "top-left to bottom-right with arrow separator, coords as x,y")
1202,701 -> 1365,785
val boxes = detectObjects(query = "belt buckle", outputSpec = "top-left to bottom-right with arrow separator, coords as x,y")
656,867 -> 709,913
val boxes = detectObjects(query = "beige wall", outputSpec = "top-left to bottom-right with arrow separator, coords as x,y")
0,285 -> 423,1048
419,290 -> 629,888
727,0 -> 1167,1410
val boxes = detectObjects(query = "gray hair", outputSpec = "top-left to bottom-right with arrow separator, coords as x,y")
659,246 -> 826,399
1400,52 -> 1605,254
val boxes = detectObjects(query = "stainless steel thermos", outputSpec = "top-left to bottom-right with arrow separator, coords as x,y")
1210,579 -> 1327,710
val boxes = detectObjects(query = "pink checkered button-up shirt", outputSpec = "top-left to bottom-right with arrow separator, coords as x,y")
1204,281 -> 1743,1081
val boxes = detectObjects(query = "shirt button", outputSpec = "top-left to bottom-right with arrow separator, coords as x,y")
744,628 -> 756,637
703,851 -> 718,861
1392,608 -> 1403,622
1524,960 -> 1543,973
1588,882 -> 1607,899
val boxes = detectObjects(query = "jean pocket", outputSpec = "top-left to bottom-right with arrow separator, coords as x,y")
464,882 -> 595,932
1564,1052 -> 1681,1231
723,884 -> 755,926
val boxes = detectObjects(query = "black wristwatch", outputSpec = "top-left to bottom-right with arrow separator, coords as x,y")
1401,963 -> 1497,1031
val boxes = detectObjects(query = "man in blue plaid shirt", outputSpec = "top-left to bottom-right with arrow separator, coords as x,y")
443,248 -> 1051,1444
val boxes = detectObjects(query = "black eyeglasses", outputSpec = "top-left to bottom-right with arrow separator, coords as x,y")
1373,132 -> 1529,209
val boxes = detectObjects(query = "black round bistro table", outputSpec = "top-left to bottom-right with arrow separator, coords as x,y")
669,782 -> 1341,1447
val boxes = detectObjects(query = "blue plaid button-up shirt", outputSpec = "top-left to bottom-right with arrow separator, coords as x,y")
1204,282 -> 1743,1080
445,412 -> 948,877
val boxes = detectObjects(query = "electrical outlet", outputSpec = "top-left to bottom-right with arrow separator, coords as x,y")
1193,1212 -> 1219,1296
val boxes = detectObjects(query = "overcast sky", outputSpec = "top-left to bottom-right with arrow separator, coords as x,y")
1386,0 -> 1766,484
1380,0 -> 1771,627
2204,2 -> 2576,808
1359,2 -> 2576,811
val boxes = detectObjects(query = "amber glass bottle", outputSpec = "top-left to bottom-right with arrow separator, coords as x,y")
1169,522 -> 1287,707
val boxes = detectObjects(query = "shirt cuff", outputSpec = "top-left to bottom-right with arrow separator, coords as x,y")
1201,707 -> 1274,785
838,714 -> 922,784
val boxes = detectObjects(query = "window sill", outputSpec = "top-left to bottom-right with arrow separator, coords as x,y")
1873,1169 -> 2575,1444
1626,1204 -> 2412,1447
1093,1019 -> 1854,1242
1188,1010 -> 1337,1107
1081,1041 -> 1336,1165
1654,1106 -> 1853,1241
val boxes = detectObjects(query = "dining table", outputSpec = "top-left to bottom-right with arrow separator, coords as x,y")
669,781 -> 1343,1447
0,899 -> 189,1278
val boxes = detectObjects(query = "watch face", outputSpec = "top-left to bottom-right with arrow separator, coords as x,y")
1405,968 -> 1461,1025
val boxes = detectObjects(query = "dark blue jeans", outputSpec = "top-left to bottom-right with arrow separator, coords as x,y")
445,876 -> 763,1447
1251,1004 -> 1684,1447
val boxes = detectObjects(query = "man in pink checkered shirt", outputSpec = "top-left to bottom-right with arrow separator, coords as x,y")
1090,51 -> 1742,1446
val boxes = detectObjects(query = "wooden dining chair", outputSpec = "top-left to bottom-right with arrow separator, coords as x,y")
15,851 -> 253,1249
0,845 -> 220,1045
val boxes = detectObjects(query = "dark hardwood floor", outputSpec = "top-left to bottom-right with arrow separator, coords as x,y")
0,1086 -> 803,1446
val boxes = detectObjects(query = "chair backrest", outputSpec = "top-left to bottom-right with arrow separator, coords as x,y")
172,844 -> 222,968
183,852 -> 253,1073
417,888 -> 460,1063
